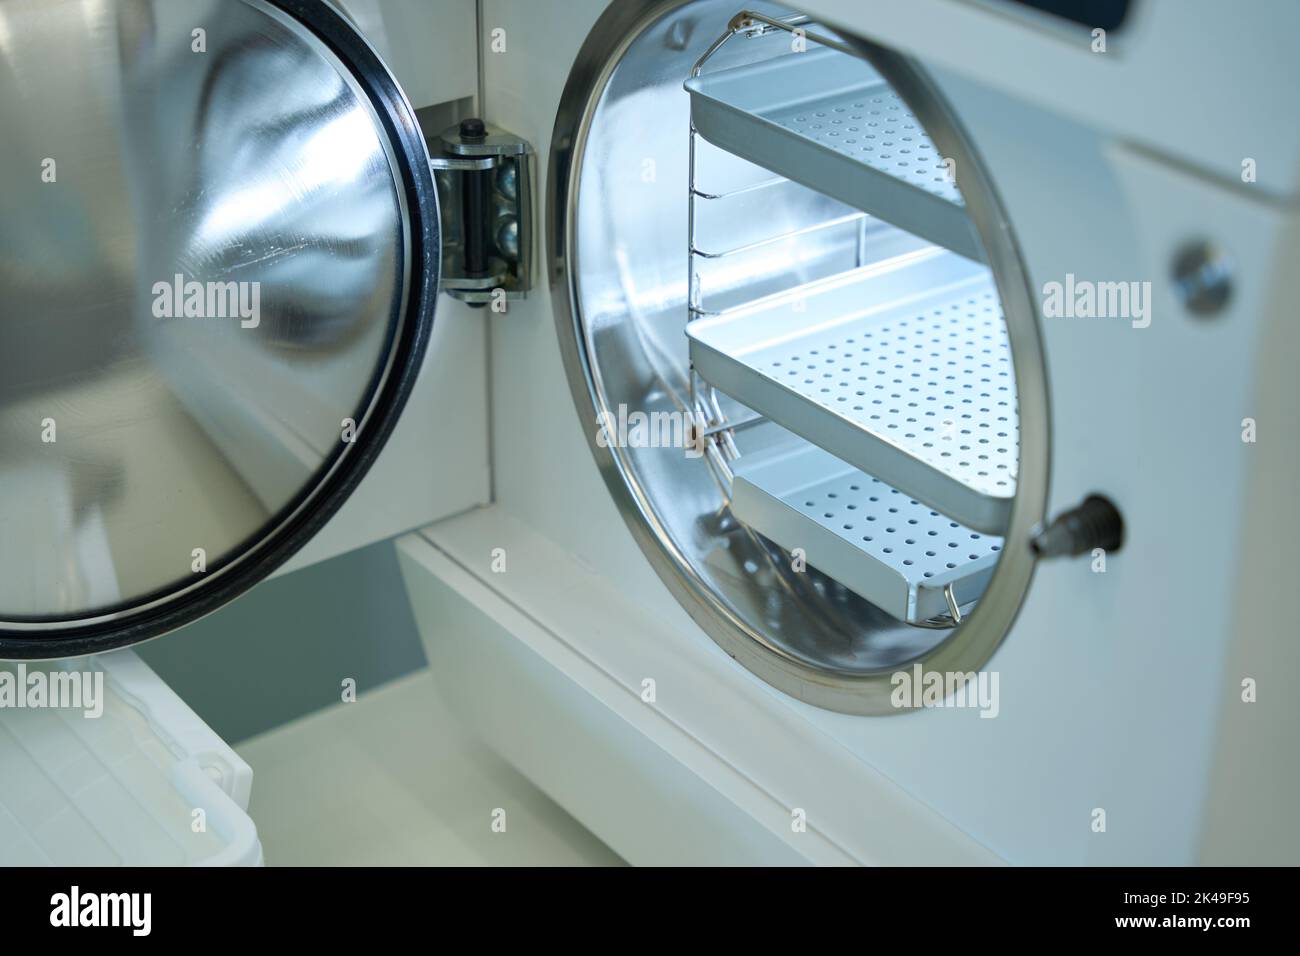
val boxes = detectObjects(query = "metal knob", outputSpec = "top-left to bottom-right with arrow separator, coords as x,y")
1031,495 -> 1124,558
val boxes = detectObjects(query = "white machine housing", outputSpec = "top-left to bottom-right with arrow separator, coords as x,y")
313,0 -> 1300,865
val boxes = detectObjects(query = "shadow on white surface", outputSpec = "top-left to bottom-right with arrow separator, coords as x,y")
237,667 -> 624,866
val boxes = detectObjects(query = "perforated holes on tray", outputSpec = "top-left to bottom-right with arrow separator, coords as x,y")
798,474 -> 1003,581
775,89 -> 963,204
763,290 -> 1018,498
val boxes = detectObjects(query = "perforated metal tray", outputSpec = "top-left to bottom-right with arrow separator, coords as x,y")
731,442 -> 1001,623
685,47 -> 984,262
688,250 -> 1018,533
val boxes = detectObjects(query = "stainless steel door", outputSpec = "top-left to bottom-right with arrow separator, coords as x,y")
0,0 -> 441,656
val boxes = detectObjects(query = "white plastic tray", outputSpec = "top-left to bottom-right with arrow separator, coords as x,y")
0,651 -> 261,866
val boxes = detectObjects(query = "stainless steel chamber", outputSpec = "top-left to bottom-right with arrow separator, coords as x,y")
551,0 -> 1050,713
0,0 -> 439,656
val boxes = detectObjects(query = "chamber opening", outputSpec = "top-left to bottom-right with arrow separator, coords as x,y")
559,0 -> 1040,710
684,10 -> 1014,629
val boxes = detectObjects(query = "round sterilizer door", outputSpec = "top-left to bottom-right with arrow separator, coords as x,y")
0,0 -> 439,657
551,0 -> 1050,714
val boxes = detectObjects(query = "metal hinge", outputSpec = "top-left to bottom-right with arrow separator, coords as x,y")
428,118 -> 533,307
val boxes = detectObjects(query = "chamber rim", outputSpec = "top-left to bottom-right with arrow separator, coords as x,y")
548,0 -> 1051,714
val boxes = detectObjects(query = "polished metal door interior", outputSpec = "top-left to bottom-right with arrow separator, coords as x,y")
0,0 -> 440,657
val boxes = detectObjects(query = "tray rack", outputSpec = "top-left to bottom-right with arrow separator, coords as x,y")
681,11 -> 1018,624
